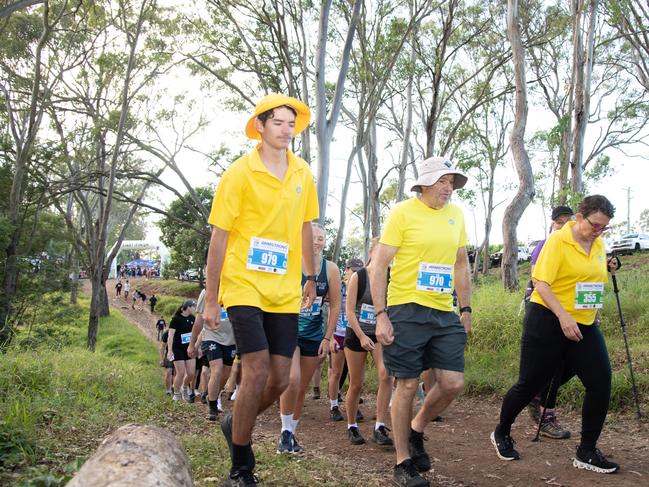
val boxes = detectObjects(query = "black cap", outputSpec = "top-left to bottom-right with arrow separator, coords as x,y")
182,299 -> 196,309
551,206 -> 574,221
345,257 -> 364,271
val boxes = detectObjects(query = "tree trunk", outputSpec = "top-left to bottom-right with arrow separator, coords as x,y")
367,119 -> 381,238
88,269 -> 103,351
70,251 -> 79,305
333,145 -> 358,262
570,0 -> 598,195
503,0 -> 535,291
397,34 -> 416,202
67,424 -> 193,487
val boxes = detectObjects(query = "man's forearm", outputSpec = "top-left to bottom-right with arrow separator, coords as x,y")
369,265 -> 388,311
206,227 -> 228,306
302,223 -> 315,275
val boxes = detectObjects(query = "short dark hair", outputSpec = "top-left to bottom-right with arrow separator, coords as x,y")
578,194 -> 615,218
257,105 -> 297,125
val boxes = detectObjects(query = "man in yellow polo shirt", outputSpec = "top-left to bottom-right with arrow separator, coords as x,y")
370,157 -> 472,487
202,94 -> 318,487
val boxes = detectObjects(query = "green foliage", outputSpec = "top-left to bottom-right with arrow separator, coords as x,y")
158,187 -> 213,278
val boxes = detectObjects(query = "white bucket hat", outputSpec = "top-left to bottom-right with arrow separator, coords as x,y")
410,156 -> 468,192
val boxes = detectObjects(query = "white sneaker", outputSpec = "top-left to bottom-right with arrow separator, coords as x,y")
230,386 -> 239,401
172,393 -> 181,401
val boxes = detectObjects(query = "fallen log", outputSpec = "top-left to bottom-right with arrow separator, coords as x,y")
68,424 -> 193,487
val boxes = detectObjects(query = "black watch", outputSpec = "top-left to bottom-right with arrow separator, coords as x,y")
305,275 -> 317,282
459,306 -> 472,314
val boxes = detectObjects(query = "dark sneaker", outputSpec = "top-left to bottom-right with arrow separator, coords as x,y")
330,406 -> 343,421
188,392 -> 195,404
408,429 -> 431,472
392,458 -> 429,487
277,430 -> 293,454
201,392 -> 208,405
222,468 -> 258,487
373,425 -> 394,446
208,409 -> 218,421
490,430 -> 520,461
312,386 -> 320,400
356,408 -> 364,422
527,396 -> 542,423
221,414 -> 234,458
348,426 -> 366,445
290,432 -> 305,454
573,446 -> 619,474
540,413 -> 571,439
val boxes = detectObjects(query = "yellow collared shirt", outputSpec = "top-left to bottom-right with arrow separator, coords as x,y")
531,221 -> 607,324
381,198 -> 467,311
208,145 -> 319,313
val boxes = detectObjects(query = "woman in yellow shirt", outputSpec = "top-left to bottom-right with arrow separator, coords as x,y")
491,195 -> 619,474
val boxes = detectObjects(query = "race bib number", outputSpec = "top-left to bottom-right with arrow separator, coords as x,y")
359,303 -> 376,324
575,282 -> 604,309
180,332 -> 192,344
416,263 -> 453,293
246,237 -> 289,274
220,308 -> 228,321
300,296 -> 323,317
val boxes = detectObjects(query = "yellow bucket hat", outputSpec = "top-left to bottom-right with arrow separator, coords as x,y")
245,93 -> 311,140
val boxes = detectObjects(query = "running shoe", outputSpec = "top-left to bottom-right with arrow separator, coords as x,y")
172,392 -> 181,402
540,413 -> 571,439
356,408 -> 364,422
527,396 -> 542,423
573,446 -> 619,474
348,426 -> 365,445
188,392 -> 195,404
201,392 -> 208,405
182,387 -> 190,402
392,458 -> 429,487
330,406 -> 344,421
277,430 -> 293,454
416,382 -> 425,404
165,389 -> 172,395
373,425 -> 394,446
409,429 -> 431,472
290,432 -> 305,454
222,469 -> 258,487
230,386 -> 239,401
490,430 -> 520,461
207,401 -> 219,421
312,386 -> 320,400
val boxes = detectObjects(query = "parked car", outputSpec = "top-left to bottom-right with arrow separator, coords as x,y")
179,269 -> 200,281
611,233 -> 649,254
490,247 -> 529,267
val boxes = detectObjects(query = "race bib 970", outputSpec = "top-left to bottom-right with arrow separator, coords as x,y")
246,237 -> 289,274
416,263 -> 453,293
575,282 -> 604,309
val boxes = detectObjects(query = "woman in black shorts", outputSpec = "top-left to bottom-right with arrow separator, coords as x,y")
344,238 -> 394,446
167,300 -> 197,402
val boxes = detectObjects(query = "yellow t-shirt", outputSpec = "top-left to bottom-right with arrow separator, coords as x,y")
208,145 -> 319,313
380,198 -> 467,311
531,221 -> 607,325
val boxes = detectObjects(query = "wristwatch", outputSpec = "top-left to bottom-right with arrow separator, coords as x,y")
459,306 -> 472,314
305,275 -> 317,282
375,307 -> 389,317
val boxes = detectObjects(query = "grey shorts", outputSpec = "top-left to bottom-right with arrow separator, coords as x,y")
383,302 -> 466,378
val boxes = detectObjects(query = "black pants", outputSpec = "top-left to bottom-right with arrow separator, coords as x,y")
499,303 -> 611,449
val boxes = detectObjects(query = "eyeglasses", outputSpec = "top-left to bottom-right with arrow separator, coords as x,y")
584,216 -> 610,233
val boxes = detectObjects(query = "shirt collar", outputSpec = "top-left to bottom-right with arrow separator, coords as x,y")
248,144 -> 301,179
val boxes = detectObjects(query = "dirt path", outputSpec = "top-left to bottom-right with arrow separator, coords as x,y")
100,279 -> 649,486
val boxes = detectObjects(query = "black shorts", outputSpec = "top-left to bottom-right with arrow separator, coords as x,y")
172,344 -> 189,362
344,327 -> 377,352
227,306 -> 298,358
297,337 -> 320,357
197,355 -> 209,368
163,358 -> 174,369
202,340 -> 237,366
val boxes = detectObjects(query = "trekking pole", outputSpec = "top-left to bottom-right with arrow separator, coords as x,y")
611,272 -> 642,420
532,365 -> 560,442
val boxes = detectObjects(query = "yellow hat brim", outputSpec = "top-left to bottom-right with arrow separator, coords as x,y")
245,94 -> 311,140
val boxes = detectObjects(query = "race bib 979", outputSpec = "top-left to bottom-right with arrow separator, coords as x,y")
246,237 -> 289,274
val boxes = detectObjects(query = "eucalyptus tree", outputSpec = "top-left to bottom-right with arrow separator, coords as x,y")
0,0 -> 94,346
503,0 -> 534,290
43,0 -> 175,350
